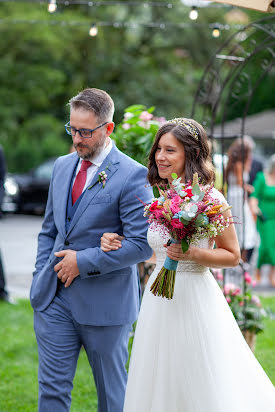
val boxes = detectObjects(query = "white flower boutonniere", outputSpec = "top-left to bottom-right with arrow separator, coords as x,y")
98,171 -> 107,188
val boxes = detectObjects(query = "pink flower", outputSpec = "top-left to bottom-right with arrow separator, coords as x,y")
153,209 -> 165,220
244,272 -> 252,284
224,283 -> 237,295
124,112 -> 133,119
139,111 -> 153,121
217,273 -> 224,281
251,295 -> 261,306
170,195 -> 182,214
232,287 -> 241,296
226,297 -> 231,303
239,301 -> 244,307
154,116 -> 167,126
171,218 -> 184,229
252,280 -> 257,287
122,123 -> 131,130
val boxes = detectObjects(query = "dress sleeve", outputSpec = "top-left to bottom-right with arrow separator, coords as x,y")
210,187 -> 228,205
251,171 -> 264,199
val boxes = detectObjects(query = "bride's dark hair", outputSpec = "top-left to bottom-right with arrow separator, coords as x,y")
147,118 -> 215,186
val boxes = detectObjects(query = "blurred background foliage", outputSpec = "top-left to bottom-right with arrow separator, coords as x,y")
0,0 -> 272,172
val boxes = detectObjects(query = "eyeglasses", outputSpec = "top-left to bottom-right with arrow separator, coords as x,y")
64,121 -> 108,138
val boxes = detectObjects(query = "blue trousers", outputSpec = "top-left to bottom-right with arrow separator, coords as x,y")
34,285 -> 131,412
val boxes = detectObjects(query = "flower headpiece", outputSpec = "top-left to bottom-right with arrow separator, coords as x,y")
167,118 -> 199,141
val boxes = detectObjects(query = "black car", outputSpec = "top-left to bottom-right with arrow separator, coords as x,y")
2,158 -> 56,214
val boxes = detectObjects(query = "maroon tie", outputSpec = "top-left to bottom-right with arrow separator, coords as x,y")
72,160 -> 92,205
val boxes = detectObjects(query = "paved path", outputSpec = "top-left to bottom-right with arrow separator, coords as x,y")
0,214 -> 274,299
0,214 -> 43,298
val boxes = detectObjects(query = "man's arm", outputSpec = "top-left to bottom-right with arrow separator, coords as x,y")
33,162 -> 58,276
76,167 -> 153,278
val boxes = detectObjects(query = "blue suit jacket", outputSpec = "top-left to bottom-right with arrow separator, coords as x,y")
30,144 -> 153,325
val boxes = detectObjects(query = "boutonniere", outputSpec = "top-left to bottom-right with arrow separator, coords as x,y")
88,163 -> 111,190
98,171 -> 107,188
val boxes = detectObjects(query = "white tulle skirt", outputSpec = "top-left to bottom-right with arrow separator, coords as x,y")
124,267 -> 275,412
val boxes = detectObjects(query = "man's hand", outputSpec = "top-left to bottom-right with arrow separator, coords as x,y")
54,249 -> 80,288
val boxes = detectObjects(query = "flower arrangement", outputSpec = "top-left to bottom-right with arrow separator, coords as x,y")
144,173 -> 231,299
213,268 -> 266,335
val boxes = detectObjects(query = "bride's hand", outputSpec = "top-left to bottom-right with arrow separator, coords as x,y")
165,243 -> 197,261
100,232 -> 125,252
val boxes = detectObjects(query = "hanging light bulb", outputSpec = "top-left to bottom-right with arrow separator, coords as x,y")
89,23 -> 98,37
48,0 -> 57,13
212,26 -> 221,38
189,6 -> 198,21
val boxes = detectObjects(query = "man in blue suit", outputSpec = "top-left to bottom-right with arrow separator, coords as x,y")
30,88 -> 153,412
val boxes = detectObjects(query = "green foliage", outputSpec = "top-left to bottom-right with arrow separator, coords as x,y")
112,104 -> 165,165
0,1 -> 270,173
214,271 -> 267,334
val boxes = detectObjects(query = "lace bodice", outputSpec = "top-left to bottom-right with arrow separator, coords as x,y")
147,187 -> 226,274
147,226 -> 209,273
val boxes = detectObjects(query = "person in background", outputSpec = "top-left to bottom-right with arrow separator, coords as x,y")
0,145 -> 14,303
250,154 -> 275,287
225,136 -> 257,263
0,145 -> 5,220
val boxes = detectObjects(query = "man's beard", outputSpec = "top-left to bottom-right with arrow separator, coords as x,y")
74,137 -> 106,160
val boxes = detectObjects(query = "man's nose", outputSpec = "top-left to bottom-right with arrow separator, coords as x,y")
73,131 -> 83,143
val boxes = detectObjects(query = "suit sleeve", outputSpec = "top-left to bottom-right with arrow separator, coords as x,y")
76,167 -> 153,278
33,161 -> 58,276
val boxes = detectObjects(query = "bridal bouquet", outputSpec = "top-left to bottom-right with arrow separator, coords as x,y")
144,173 -> 231,300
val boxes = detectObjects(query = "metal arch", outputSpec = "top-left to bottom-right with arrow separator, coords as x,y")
190,15 -> 275,314
191,15 -> 275,129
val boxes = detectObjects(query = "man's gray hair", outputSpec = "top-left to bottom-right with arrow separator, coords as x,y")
69,88 -> 114,123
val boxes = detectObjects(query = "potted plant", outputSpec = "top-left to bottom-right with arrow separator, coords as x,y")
212,269 -> 266,352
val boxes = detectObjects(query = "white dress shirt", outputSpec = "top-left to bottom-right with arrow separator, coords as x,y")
73,138 -> 113,192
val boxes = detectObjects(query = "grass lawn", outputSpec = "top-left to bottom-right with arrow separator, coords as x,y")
0,296 -> 274,411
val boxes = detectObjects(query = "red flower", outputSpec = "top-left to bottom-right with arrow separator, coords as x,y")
185,188 -> 193,198
171,218 -> 184,229
149,201 -> 160,212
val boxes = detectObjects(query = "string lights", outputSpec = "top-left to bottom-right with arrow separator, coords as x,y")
0,17 -> 242,39
0,0 -> 242,39
89,22 -> 98,36
212,25 -> 221,38
189,6 -> 198,21
0,0 -> 232,8
48,0 -> 57,13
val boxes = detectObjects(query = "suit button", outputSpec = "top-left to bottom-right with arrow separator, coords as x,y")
64,240 -> 69,246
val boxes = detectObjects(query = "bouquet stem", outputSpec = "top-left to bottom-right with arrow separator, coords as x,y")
150,255 -> 178,300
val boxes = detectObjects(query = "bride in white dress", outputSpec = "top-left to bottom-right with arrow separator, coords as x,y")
101,118 -> 275,412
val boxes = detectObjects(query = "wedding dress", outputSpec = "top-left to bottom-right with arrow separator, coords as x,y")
124,188 -> 275,412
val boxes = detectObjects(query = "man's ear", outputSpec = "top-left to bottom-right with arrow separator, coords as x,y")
106,122 -> 115,136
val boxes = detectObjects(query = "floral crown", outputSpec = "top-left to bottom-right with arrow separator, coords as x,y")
167,118 -> 199,141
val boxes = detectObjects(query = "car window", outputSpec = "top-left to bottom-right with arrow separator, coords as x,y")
34,159 -> 55,180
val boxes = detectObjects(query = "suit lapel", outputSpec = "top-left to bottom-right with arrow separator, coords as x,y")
58,153 -> 79,238
66,146 -> 120,236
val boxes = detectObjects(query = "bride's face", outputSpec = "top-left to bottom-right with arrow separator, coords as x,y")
155,132 -> 185,182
